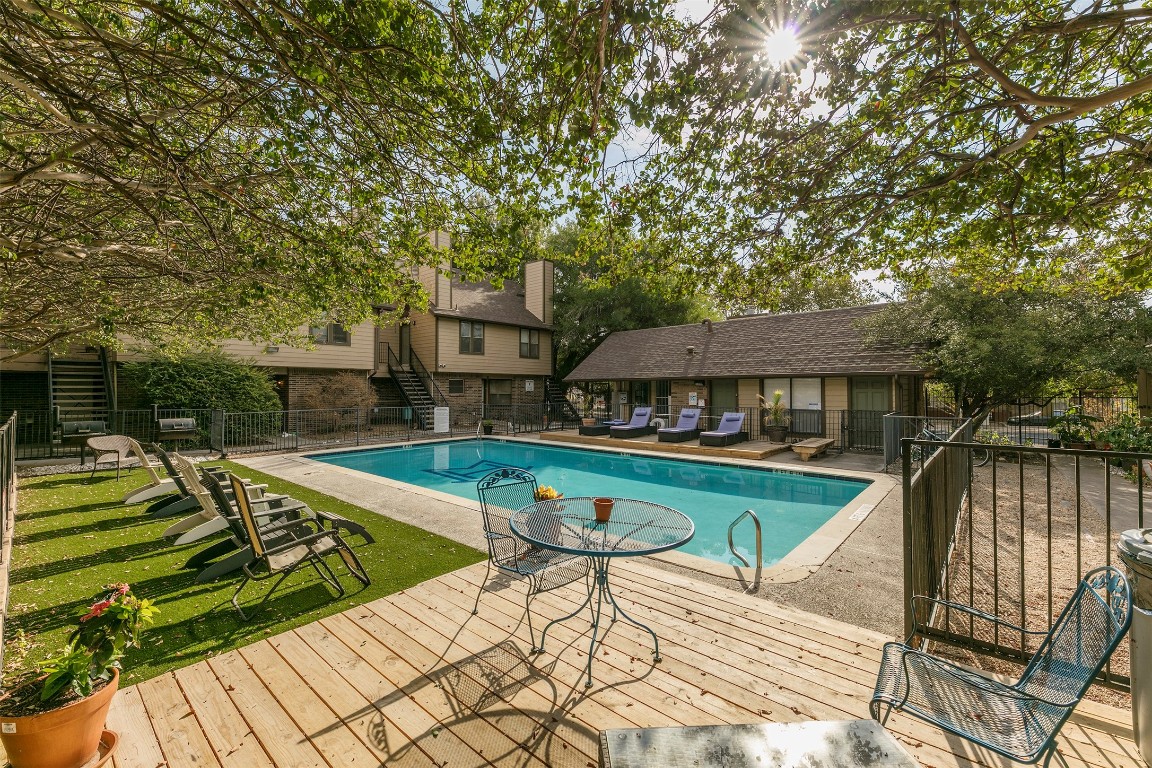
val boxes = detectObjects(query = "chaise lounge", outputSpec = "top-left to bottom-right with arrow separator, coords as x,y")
699,412 -> 747,447
657,408 -> 702,443
609,406 -> 656,438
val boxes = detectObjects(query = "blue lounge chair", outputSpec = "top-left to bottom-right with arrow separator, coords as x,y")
699,412 -> 747,446
657,408 -> 702,443
609,406 -> 656,438
871,566 -> 1131,767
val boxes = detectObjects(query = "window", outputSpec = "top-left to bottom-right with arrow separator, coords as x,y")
448,379 -> 465,395
310,322 -> 350,345
519,328 -> 540,358
487,378 -> 512,406
459,321 -> 484,354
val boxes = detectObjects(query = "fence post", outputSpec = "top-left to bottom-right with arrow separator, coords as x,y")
211,409 -> 225,455
902,438 -> 915,640
355,407 -> 361,447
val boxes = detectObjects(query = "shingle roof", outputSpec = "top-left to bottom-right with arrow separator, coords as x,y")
431,278 -> 550,330
565,304 -> 923,381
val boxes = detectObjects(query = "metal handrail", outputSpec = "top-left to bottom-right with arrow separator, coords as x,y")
727,509 -> 762,591
408,348 -> 448,407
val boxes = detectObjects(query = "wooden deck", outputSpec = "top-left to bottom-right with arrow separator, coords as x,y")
539,429 -> 791,460
103,560 -> 1138,768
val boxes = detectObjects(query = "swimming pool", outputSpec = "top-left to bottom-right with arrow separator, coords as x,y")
310,439 -> 871,568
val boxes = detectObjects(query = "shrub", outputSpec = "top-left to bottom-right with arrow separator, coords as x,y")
293,371 -> 376,412
120,351 -> 282,412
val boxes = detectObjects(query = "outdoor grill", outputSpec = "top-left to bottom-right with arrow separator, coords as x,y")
156,417 -> 198,444
60,420 -> 109,462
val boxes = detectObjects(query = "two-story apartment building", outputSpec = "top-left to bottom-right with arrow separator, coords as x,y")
0,241 -> 563,426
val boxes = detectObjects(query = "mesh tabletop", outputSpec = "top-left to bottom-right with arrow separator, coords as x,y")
510,497 -> 694,558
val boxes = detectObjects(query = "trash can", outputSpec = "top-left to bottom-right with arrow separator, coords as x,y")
1119,529 -> 1152,767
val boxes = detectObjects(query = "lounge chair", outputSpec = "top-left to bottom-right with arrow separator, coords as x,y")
699,412 -> 747,446
657,408 -> 702,443
871,566 -> 1131,767
609,407 -> 655,438
228,473 -> 369,619
122,439 -> 180,504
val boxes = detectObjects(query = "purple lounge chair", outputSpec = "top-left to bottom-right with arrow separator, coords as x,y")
609,406 -> 656,438
657,408 -> 702,443
699,412 -> 747,447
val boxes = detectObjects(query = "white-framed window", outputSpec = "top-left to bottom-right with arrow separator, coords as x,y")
459,321 -> 484,354
762,377 -> 822,410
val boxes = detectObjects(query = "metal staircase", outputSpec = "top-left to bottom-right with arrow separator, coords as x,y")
544,377 -> 580,420
49,353 -> 110,422
386,347 -> 443,429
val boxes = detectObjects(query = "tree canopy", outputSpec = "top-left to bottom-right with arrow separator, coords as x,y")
618,0 -> 1152,297
545,221 -> 715,379
862,275 -> 1152,416
0,0 -> 672,357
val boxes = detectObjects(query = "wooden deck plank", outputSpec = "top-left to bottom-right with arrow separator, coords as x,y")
292,619 -> 468,767
239,641 -> 381,767
134,674 -> 223,768
174,663 -> 274,768
207,648 -> 330,768
107,685 -> 165,768
322,609 -> 550,768
94,561 -> 1136,768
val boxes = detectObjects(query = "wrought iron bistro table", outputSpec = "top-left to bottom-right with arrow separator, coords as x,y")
509,497 -> 694,688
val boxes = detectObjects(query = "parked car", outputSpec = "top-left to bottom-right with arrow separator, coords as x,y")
1007,409 -> 1064,426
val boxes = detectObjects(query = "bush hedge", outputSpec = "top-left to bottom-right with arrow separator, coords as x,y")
119,351 -> 282,412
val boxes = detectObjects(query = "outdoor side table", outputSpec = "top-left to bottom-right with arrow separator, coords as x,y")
600,719 -> 920,768
510,497 -> 694,688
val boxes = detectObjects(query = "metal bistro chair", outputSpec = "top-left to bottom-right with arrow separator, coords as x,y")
227,473 -> 369,620
871,566 -> 1132,766
473,468 -> 590,650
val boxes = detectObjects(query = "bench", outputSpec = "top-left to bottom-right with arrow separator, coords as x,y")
791,437 -> 834,461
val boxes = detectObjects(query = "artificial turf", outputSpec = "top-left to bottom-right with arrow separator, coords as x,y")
4,461 -> 485,687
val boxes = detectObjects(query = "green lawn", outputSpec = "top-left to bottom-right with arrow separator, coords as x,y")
4,462 -> 484,687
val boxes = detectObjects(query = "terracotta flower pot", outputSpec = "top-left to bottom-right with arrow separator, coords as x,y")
593,497 -> 614,522
0,669 -> 118,768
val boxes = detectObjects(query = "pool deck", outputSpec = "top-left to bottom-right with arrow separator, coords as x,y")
539,429 -> 793,460
100,558 -> 1139,768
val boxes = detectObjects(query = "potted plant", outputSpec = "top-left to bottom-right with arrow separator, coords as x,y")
1048,407 -> 1100,450
481,419 -> 494,435
758,390 -> 791,443
0,584 -> 157,768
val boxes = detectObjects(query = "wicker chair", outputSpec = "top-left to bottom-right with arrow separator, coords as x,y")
871,566 -> 1132,766
473,467 -> 590,650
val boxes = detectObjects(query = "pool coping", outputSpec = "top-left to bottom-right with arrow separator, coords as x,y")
241,435 -> 897,585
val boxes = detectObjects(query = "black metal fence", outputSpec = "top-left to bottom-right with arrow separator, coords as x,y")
12,408 -> 214,459
904,438 -> 1141,690
925,392 -> 1137,446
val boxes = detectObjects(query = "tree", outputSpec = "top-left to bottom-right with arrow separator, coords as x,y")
618,1 -> 1152,296
862,275 -> 1152,416
119,351 -> 282,412
545,222 -> 715,379
0,1 -> 675,357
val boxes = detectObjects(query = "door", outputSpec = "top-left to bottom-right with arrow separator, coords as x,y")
710,379 -> 739,431
850,376 -> 890,449
654,380 -> 671,420
399,324 -> 411,367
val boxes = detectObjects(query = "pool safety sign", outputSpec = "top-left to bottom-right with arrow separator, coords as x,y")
433,407 -> 449,433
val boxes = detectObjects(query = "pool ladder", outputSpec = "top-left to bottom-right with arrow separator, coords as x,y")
727,509 -> 762,592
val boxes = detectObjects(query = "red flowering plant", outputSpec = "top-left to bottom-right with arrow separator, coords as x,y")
1,584 -> 157,714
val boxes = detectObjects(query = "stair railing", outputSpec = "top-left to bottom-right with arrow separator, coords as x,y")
408,349 -> 448,407
384,346 -> 430,428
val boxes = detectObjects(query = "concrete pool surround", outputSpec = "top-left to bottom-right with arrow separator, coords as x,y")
234,435 -> 896,584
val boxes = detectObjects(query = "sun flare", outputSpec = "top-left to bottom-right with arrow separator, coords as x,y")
763,26 -> 801,66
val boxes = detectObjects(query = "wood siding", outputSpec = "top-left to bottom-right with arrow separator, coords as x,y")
737,378 -> 760,409
825,377 -> 849,410
436,320 -> 552,376
215,320 -> 376,370
523,261 -> 553,325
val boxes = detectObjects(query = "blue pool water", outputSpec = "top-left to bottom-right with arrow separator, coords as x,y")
311,439 -> 869,566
